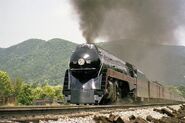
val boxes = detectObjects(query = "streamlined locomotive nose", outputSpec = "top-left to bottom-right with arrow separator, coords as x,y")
65,44 -> 102,104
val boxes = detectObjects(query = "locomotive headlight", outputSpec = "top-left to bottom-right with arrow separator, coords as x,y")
82,85 -> 85,89
92,80 -> 96,89
78,58 -> 85,65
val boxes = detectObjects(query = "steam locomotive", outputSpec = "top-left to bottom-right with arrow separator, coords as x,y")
63,44 -> 184,104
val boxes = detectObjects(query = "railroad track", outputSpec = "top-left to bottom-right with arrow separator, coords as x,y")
0,103 -> 179,123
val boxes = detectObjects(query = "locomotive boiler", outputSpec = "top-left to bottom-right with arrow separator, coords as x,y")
63,44 -> 184,104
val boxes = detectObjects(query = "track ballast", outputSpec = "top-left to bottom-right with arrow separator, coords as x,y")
0,103 -> 180,122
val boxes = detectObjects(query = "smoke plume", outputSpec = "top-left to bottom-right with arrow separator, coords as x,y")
71,0 -> 185,45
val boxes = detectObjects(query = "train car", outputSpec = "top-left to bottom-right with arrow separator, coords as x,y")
163,87 -> 171,101
63,43 -> 185,104
149,81 -> 162,102
136,70 -> 149,102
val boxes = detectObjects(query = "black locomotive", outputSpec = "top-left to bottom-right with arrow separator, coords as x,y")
63,44 -> 184,104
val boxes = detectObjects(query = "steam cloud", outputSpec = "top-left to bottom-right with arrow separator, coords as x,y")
71,0 -> 185,45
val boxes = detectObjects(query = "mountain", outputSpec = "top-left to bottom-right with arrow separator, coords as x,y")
0,38 -> 76,85
98,40 -> 185,85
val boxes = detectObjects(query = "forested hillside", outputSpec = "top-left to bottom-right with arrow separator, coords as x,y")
0,38 -> 76,85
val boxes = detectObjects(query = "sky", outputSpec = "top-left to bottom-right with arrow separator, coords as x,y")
0,0 -> 85,48
1,0 -> 185,48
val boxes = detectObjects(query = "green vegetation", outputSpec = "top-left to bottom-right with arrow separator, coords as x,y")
32,84 -> 63,102
0,70 -> 64,105
177,86 -> 185,98
168,85 -> 185,99
0,71 -> 13,97
0,38 -> 76,85
15,82 -> 64,105
17,83 -> 33,105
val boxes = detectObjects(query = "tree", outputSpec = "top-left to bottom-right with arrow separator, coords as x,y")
12,78 -> 24,96
17,84 -> 33,105
32,84 -> 64,102
53,85 -> 64,100
42,84 -> 55,99
32,86 -> 44,99
0,71 -> 12,97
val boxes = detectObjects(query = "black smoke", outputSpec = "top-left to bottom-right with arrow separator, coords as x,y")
71,0 -> 185,45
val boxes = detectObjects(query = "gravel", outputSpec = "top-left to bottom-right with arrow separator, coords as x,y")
41,104 -> 182,123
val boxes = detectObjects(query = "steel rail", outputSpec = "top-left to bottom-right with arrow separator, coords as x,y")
0,103 -> 181,122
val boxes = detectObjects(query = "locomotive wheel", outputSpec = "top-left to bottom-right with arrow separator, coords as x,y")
99,80 -> 119,105
107,80 -> 118,103
112,82 -> 118,102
